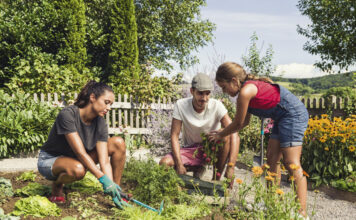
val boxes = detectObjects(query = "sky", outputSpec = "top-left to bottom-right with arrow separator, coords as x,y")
181,0 -> 336,80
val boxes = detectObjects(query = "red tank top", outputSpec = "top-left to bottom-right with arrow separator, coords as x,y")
243,80 -> 280,109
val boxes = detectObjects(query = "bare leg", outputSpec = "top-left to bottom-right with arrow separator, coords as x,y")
51,157 -> 86,196
281,146 -> 307,217
107,137 -> 126,185
266,138 -> 283,185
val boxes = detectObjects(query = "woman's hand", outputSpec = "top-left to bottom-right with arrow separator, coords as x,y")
208,130 -> 223,143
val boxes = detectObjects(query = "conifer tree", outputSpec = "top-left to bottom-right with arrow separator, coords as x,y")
107,0 -> 139,84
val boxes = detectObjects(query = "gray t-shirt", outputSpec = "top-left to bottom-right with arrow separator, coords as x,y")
41,105 -> 108,157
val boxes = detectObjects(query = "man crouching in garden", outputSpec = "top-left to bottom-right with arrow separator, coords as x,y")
159,73 -> 240,186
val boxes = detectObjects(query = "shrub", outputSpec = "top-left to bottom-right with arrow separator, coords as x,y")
302,114 -> 356,187
0,90 -> 60,158
122,158 -> 185,205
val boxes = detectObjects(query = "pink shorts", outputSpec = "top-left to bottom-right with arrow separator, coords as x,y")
163,143 -> 205,167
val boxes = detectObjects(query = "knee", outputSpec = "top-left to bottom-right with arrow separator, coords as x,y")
69,163 -> 86,180
159,156 -> 174,167
110,136 -> 126,154
283,161 -> 303,179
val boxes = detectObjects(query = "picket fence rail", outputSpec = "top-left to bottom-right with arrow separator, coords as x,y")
25,93 -> 352,134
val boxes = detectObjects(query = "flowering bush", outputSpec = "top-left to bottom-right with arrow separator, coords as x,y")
302,114 -> 356,187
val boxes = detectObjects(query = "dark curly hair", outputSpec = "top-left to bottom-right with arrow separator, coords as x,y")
74,80 -> 114,108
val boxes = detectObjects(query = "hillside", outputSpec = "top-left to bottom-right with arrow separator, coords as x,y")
271,71 -> 355,91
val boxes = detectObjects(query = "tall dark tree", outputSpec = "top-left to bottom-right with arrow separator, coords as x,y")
106,0 -> 139,84
297,0 -> 356,72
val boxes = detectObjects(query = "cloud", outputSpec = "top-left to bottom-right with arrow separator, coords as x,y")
273,63 -> 330,78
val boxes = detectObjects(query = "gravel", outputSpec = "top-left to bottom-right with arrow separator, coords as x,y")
1,149 -> 355,219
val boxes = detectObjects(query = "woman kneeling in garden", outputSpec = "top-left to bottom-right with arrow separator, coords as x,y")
37,81 -> 127,208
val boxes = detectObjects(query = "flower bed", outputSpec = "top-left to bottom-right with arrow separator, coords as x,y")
302,114 -> 356,190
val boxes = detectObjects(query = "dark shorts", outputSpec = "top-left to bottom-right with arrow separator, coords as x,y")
37,150 -> 62,181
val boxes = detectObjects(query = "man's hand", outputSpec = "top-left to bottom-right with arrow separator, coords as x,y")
176,164 -> 187,175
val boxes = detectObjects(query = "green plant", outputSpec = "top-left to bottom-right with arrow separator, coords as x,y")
302,115 -> 356,187
331,172 -> 356,192
122,158 -> 185,205
0,208 -> 20,220
15,183 -> 51,197
67,172 -> 103,194
69,193 -> 108,219
0,177 -> 14,203
241,32 -> 275,78
16,171 -> 36,182
230,166 -> 301,219
0,90 -> 60,158
11,195 -> 62,218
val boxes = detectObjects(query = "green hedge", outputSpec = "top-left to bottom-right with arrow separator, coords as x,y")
0,90 -> 59,158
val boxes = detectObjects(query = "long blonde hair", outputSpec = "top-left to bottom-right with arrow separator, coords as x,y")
215,62 -> 273,86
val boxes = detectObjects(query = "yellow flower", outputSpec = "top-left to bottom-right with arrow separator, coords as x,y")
228,162 -> 234,167
236,178 -> 243,184
267,171 -> 278,177
276,189 -> 284,195
289,164 -> 300,170
252,166 -> 263,177
265,176 -> 274,181
349,145 -> 355,152
324,147 -> 329,151
289,176 -> 295,181
262,164 -> 270,170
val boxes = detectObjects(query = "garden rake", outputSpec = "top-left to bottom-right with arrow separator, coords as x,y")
119,191 -> 164,215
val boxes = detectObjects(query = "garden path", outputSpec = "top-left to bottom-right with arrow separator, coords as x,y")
0,149 -> 355,219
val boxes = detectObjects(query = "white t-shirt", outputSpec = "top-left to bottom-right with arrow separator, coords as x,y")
173,97 -> 228,146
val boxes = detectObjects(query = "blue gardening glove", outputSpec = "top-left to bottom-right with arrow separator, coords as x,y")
98,175 -> 121,200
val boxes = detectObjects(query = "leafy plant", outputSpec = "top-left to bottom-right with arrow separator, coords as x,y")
302,114 -> 356,187
0,208 -> 20,220
69,193 -> 108,219
15,182 -> 51,197
11,195 -> 62,218
122,158 -> 185,205
0,90 -> 60,158
16,171 -> 36,182
197,133 -> 223,166
67,172 -> 103,194
331,172 -> 356,192
0,177 -> 14,203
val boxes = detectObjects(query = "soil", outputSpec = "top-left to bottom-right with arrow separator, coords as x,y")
0,171 -> 118,219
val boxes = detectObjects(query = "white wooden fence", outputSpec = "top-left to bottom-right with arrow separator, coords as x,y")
31,93 -> 174,135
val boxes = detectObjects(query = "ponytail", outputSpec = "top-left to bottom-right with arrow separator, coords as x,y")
74,80 -> 113,108
216,62 -> 273,84
245,74 -> 274,84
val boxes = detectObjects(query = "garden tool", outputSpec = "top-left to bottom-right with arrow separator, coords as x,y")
119,191 -> 164,215
253,117 -> 265,166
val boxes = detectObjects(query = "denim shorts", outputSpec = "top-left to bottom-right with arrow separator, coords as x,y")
270,104 -> 309,147
37,150 -> 62,181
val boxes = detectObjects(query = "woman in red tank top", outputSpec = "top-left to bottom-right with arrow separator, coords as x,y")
208,62 -> 309,218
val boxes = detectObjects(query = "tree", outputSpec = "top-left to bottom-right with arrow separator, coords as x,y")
297,0 -> 356,72
106,0 -> 139,84
241,32 -> 275,77
135,0 -> 215,71
0,0 -> 94,93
